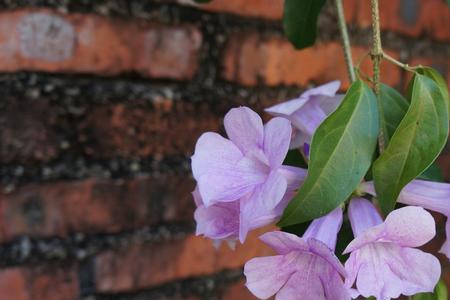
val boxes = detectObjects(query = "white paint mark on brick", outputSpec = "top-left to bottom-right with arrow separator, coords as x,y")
18,12 -> 75,61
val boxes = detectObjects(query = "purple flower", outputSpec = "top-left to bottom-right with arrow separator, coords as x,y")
191,107 -> 307,242
265,81 -> 343,149
344,198 -> 441,299
362,179 -> 450,259
244,208 -> 351,300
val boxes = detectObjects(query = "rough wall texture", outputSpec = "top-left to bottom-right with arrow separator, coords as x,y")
0,0 -> 449,299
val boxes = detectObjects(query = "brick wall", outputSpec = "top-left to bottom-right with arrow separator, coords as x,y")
0,0 -> 449,299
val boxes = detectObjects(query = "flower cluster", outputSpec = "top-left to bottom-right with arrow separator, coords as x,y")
191,82 -> 449,299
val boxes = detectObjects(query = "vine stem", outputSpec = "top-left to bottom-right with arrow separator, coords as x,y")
370,0 -> 386,152
335,0 -> 356,83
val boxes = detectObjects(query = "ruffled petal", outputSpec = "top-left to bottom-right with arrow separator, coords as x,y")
224,107 -> 264,154
191,132 -> 243,180
194,201 -> 239,240
259,231 -> 308,255
382,206 -> 436,247
351,243 -> 440,299
244,253 -> 297,299
263,117 -> 292,167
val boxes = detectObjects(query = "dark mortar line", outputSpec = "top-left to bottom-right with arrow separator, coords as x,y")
1,155 -> 192,189
86,269 -> 244,300
0,0 -> 447,59
0,221 -> 194,268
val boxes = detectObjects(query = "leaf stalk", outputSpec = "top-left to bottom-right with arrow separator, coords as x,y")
334,0 -> 356,83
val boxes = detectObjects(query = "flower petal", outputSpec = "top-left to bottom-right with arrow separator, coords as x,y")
191,132 -> 243,180
308,238 -> 346,277
194,201 -> 239,240
277,165 -> 307,191
302,80 -> 341,98
398,179 -> 450,216
263,117 -> 292,167
290,101 -> 327,137
259,231 -> 308,255
439,218 -> 450,259
275,256 -> 327,300
319,94 -> 344,115
303,207 -> 343,251
351,243 -> 440,299
244,253 -> 297,299
382,205 -> 436,247
265,97 -> 309,116
224,107 -> 264,154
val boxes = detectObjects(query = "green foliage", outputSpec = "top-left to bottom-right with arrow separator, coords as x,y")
283,0 -> 326,49
413,280 -> 448,300
419,162 -> 445,182
379,83 -> 409,143
373,74 -> 449,215
278,81 -> 379,227
417,67 -> 450,115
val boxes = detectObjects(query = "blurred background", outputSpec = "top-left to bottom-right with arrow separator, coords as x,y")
0,0 -> 449,299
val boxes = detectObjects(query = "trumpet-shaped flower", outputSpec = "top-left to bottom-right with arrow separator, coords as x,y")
191,106 -> 307,242
244,208 -> 351,300
265,81 -> 343,149
344,198 -> 440,300
362,180 -> 450,259
193,165 -> 307,243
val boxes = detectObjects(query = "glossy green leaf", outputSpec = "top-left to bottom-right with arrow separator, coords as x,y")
278,80 -> 379,226
373,74 -> 449,215
419,162 -> 444,182
379,83 -> 409,143
283,0 -> 326,49
413,279 -> 448,300
418,67 -> 450,115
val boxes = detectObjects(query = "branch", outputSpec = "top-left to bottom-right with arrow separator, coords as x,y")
335,0 -> 356,83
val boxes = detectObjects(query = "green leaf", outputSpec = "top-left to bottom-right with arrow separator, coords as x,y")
283,0 -> 326,49
278,80 -> 379,226
419,162 -> 444,182
417,67 -> 450,115
413,279 -> 448,300
379,83 -> 409,143
373,74 -> 449,215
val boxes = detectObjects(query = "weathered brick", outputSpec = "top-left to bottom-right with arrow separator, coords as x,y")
0,100 -> 60,163
223,33 -> 401,88
0,9 -> 202,79
180,0 -> 283,20
0,264 -> 79,300
221,280 -> 254,300
0,176 -> 195,241
79,100 -> 221,158
345,0 -> 450,42
94,227 -> 275,293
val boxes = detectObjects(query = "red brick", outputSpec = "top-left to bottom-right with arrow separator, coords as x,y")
0,176 -> 195,242
79,100 -> 221,158
94,226 -> 275,293
0,9 -> 201,79
0,100 -> 60,163
223,33 -> 401,89
221,280 -> 254,300
0,265 -> 79,300
345,0 -> 450,42
180,0 -> 283,20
